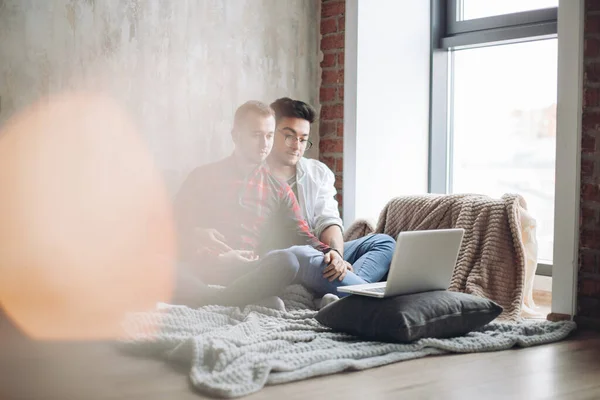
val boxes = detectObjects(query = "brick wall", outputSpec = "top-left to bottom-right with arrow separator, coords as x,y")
319,0 -> 345,214
579,0 -> 600,326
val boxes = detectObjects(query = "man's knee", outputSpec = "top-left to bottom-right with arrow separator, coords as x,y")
263,249 -> 301,281
369,233 -> 396,253
171,263 -> 207,306
286,245 -> 325,269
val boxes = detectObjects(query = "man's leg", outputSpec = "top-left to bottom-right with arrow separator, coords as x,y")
172,249 -> 300,308
171,262 -> 213,308
213,250 -> 300,307
344,233 -> 396,283
290,245 -> 367,297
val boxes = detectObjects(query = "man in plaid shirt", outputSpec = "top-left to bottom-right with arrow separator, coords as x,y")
173,101 -> 364,309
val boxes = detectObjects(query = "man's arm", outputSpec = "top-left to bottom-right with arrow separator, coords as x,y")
173,167 -> 233,261
279,185 -> 331,253
312,165 -> 345,254
320,225 -> 345,257
278,184 -> 349,280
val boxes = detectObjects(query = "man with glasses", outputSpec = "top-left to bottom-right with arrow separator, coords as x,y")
173,100 -> 368,310
267,97 -> 396,300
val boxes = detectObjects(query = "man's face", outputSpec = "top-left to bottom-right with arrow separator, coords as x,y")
232,113 -> 275,164
271,117 -> 311,167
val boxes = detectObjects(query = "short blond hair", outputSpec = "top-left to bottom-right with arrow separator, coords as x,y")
233,101 -> 275,130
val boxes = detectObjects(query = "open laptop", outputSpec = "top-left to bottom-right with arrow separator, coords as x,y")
337,228 -> 464,298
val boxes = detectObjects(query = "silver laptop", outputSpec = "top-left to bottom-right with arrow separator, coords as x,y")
337,228 -> 464,298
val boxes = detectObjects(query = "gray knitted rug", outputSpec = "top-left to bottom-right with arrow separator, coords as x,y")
120,285 -> 576,399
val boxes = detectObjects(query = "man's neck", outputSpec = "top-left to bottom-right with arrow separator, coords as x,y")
267,158 -> 297,181
232,151 -> 260,176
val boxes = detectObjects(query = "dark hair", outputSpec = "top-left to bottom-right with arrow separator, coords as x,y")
233,100 -> 275,130
270,97 -> 316,124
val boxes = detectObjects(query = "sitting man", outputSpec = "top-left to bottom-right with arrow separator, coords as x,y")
267,97 -> 396,299
173,100 -> 369,309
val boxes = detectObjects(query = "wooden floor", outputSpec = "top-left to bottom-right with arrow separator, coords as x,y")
1,313 -> 599,400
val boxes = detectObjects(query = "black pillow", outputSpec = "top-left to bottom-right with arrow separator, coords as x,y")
315,290 -> 502,343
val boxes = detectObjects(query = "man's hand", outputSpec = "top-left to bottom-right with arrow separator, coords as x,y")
323,250 -> 352,282
194,228 -> 233,256
218,250 -> 259,263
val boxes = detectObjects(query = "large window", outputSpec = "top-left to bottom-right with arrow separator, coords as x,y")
430,1 -> 558,270
459,0 -> 558,20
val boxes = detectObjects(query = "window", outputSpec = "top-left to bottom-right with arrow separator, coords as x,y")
459,0 -> 558,21
451,39 -> 557,263
430,1 -> 558,271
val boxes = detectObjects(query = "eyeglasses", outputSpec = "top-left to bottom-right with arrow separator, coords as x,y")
282,133 -> 313,150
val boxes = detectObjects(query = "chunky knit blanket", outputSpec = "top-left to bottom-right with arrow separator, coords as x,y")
121,285 -> 576,399
344,194 -> 527,320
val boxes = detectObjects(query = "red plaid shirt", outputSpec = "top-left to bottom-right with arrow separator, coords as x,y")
174,155 -> 330,260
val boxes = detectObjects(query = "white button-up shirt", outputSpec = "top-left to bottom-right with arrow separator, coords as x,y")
294,157 -> 344,238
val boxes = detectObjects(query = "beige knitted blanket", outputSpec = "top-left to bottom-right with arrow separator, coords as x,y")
344,194 -> 527,321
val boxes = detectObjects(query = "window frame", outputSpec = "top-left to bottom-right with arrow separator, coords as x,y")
429,0 -> 558,276
447,2 -> 557,38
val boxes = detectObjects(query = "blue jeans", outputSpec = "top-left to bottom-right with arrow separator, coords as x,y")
344,233 -> 395,283
292,233 -> 395,297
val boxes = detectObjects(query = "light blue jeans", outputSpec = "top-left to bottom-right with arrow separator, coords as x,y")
291,233 -> 396,297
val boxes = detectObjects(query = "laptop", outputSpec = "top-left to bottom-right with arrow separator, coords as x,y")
337,228 -> 464,298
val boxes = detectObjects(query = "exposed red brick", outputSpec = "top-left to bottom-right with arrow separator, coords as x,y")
322,0 -> 345,18
581,206 -> 600,231
580,279 -> 600,298
335,157 -> 343,174
581,205 -> 597,222
586,37 -> 600,58
320,155 -> 336,169
582,112 -> 600,131
337,51 -> 345,67
582,132 -> 597,153
578,296 -> 600,318
581,182 -> 600,202
337,192 -> 343,208
580,280 -> 594,297
321,104 -> 343,120
321,17 -> 337,35
580,249 -> 599,273
336,121 -> 344,137
582,158 -> 595,176
582,206 -> 595,219
586,14 -> 600,34
581,227 -> 600,248
581,280 -> 592,297
334,174 -> 343,190
320,87 -> 336,103
321,33 -> 344,51
319,120 -> 337,137
587,0 -> 600,12
321,52 -> 336,68
319,0 -> 345,217
320,138 -> 344,153
322,69 -> 344,85
586,87 -> 600,108
585,62 -> 600,82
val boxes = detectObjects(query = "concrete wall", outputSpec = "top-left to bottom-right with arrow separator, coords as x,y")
0,0 -> 320,195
